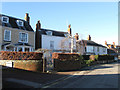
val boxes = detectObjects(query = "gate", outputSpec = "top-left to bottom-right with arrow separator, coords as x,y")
35,49 -> 54,72
44,50 -> 54,72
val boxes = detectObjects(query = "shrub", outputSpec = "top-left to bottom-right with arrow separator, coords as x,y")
95,55 -> 98,61
89,55 -> 95,61
85,59 -> 94,66
52,52 -> 81,61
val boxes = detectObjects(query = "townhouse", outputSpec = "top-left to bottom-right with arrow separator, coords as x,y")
35,21 -> 76,52
0,13 -> 35,52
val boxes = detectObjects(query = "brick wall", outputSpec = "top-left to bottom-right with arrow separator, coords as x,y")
0,60 -> 43,72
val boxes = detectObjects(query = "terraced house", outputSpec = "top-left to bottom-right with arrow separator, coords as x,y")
0,13 -> 35,52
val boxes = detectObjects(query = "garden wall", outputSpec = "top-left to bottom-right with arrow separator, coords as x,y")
0,51 -> 43,72
0,60 -> 43,72
52,53 -> 82,71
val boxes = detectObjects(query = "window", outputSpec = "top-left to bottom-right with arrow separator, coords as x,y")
16,20 -> 24,26
50,41 -> 54,50
19,32 -> 28,43
64,34 -> 68,37
25,48 -> 29,52
46,31 -> 52,35
4,30 -> 11,41
2,16 -> 9,23
93,47 -> 95,52
97,47 -> 99,52
18,47 -> 22,52
103,48 -> 106,52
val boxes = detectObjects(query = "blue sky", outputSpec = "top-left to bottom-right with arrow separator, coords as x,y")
1,2 -> 118,45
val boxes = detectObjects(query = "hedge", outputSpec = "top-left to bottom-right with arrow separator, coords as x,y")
0,51 -> 43,60
89,55 -> 114,61
52,52 -> 81,61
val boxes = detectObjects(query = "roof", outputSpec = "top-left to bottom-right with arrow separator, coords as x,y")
77,40 -> 106,48
107,49 -> 118,55
38,28 -> 68,37
14,42 -> 33,46
2,42 -> 32,47
0,14 -> 34,32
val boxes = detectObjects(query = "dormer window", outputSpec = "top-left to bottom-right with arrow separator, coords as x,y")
16,20 -> 23,26
2,16 -> 9,23
64,33 -> 68,37
46,31 -> 52,36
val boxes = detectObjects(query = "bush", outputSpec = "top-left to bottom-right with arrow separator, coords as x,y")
84,59 -> 94,66
89,55 -> 95,61
52,52 -> 82,61
95,55 -> 98,61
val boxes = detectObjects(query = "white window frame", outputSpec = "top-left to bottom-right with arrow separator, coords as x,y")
4,30 -> 11,41
19,32 -> 28,43
2,16 -> 9,23
16,20 -> 24,26
46,31 -> 52,36
50,41 -> 54,50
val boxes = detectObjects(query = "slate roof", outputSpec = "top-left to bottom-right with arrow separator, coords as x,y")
0,14 -> 34,32
77,40 -> 106,48
38,28 -> 68,37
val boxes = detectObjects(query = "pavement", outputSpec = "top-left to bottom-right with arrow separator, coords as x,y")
2,60 -> 118,89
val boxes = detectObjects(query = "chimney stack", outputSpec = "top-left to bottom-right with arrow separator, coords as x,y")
68,24 -> 72,36
74,33 -> 79,40
87,35 -> 91,40
36,20 -> 41,31
25,13 -> 30,24
105,41 -> 107,45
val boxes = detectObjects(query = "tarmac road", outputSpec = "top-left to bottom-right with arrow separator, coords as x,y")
43,61 -> 119,88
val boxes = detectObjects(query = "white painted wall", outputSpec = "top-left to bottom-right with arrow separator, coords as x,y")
42,35 -> 76,50
86,45 -> 107,55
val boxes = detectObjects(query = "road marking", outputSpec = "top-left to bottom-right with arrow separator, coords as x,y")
5,78 -> 42,88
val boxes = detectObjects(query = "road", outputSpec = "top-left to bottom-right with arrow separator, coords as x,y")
43,61 -> 119,88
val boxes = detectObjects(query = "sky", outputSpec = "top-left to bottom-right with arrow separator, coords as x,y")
1,2 -> 118,46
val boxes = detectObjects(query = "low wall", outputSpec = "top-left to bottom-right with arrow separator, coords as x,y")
0,60 -> 43,72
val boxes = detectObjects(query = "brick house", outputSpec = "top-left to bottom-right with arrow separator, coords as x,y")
76,35 -> 107,55
35,21 -> 76,52
0,13 -> 35,52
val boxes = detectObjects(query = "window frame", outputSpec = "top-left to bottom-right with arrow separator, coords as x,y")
16,20 -> 24,27
50,41 -> 54,50
2,16 -> 9,23
19,32 -> 28,43
4,30 -> 11,41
